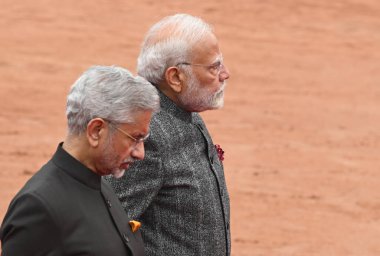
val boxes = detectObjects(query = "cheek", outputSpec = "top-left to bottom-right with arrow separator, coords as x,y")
208,79 -> 223,93
199,74 -> 215,84
116,141 -> 133,158
196,74 -> 220,89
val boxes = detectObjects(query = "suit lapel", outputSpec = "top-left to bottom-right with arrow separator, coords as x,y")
101,179 -> 145,256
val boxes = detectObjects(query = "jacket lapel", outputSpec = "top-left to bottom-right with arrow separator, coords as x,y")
101,179 -> 145,256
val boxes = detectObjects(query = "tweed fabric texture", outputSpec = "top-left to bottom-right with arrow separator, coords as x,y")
106,92 -> 230,256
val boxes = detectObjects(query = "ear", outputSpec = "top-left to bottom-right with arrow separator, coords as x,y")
86,118 -> 107,147
165,66 -> 184,93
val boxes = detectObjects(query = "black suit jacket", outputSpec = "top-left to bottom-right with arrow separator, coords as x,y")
0,143 -> 144,256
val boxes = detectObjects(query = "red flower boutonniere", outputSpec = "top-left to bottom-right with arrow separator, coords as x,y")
215,144 -> 225,162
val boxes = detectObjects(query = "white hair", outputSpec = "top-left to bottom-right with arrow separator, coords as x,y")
137,13 -> 214,85
66,65 -> 160,135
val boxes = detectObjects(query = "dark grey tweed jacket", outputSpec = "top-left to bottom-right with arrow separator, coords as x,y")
106,92 -> 230,256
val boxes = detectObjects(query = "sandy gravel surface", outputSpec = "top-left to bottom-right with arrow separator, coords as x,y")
1,1 -> 380,255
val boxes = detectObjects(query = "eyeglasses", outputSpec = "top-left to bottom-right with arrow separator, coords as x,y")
108,122 -> 150,145
176,56 -> 225,76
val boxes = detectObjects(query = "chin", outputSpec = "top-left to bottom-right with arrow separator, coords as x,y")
111,169 -> 125,179
216,99 -> 225,108
211,96 -> 224,109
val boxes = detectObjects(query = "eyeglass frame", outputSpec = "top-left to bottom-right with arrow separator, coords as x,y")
106,121 -> 150,145
176,55 -> 225,76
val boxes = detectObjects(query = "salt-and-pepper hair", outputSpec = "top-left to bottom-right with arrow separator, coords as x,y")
66,65 -> 160,135
137,13 -> 214,85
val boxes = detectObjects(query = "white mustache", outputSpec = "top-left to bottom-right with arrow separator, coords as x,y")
122,157 -> 135,165
219,81 -> 227,92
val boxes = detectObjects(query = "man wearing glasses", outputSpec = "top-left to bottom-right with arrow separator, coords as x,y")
107,14 -> 231,256
0,65 -> 160,255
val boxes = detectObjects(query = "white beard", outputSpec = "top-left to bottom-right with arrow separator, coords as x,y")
179,70 -> 226,112
111,168 -> 125,179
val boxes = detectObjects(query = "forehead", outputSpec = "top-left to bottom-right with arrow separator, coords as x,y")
191,33 -> 221,63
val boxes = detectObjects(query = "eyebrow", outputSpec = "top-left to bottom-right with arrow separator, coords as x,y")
214,54 -> 223,62
135,131 -> 150,139
209,55 -> 223,66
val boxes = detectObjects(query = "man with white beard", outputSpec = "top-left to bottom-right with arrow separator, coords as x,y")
107,14 -> 231,256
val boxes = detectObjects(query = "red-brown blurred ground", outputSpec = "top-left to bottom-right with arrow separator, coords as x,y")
1,1 -> 380,255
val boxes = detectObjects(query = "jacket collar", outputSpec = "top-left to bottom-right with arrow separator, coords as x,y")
158,90 -> 197,124
52,143 -> 101,190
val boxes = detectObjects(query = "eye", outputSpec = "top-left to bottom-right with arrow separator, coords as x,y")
212,61 -> 222,69
209,61 -> 222,72
136,132 -> 150,143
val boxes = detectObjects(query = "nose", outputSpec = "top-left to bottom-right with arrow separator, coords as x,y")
219,64 -> 230,81
131,142 -> 145,160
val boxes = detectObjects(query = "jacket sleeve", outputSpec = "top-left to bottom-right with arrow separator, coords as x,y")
1,193 -> 61,256
105,135 -> 164,220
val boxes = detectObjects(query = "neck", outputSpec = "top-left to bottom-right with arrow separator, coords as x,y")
157,83 -> 190,111
62,135 -> 97,174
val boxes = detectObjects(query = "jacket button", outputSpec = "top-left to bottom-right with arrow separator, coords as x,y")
123,233 -> 130,243
106,200 -> 112,208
